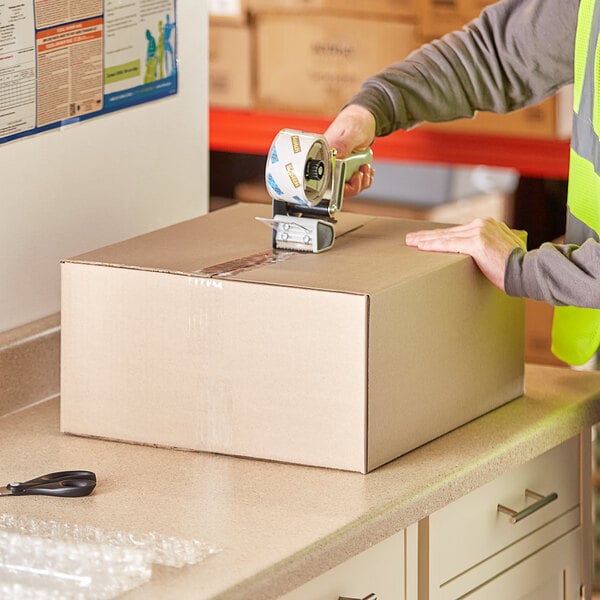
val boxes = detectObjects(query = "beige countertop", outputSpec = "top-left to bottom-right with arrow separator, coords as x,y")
1,364 -> 600,599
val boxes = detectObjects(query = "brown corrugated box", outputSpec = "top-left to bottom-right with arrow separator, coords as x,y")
255,13 -> 418,116
210,0 -> 417,22
209,0 -> 248,24
248,0 -> 416,18
423,89 -> 572,140
418,0 -> 491,39
61,203 -> 525,473
209,21 -> 254,109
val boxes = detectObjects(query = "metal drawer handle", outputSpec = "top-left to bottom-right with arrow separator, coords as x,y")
497,489 -> 558,524
339,595 -> 377,600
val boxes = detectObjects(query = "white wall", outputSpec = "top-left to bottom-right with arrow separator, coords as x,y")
0,0 -> 208,333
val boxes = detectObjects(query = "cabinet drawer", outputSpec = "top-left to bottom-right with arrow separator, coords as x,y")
427,435 -> 580,589
279,529 -> 406,600
462,526 -> 582,600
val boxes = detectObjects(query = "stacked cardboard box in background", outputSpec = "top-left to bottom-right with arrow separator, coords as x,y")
419,0 -> 491,39
250,0 -> 419,117
209,0 -> 419,114
248,0 -> 416,17
253,13 -> 418,115
209,0 -> 247,23
209,0 -> 571,139
208,0 -> 253,108
209,20 -> 253,109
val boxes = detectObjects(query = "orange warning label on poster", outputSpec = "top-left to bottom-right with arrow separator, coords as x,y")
36,17 -> 104,127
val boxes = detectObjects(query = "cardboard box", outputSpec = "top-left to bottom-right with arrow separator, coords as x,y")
248,0 -> 416,19
209,22 -> 254,109
255,13 -> 419,116
209,0 -> 247,24
419,0 -> 492,39
423,90 -> 572,139
61,203 -> 525,473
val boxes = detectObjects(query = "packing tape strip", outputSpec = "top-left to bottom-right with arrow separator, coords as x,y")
265,129 -> 331,207
195,249 -> 295,278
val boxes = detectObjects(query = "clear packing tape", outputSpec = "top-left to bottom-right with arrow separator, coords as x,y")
0,514 -> 221,599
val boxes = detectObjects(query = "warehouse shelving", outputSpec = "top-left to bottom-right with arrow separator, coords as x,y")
209,108 -> 571,180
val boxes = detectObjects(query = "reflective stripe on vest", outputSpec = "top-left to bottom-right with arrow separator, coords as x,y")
552,0 -> 600,365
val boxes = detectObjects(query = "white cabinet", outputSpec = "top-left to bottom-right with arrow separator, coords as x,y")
461,528 -> 582,600
421,433 -> 591,600
279,525 -> 418,600
279,433 -> 591,600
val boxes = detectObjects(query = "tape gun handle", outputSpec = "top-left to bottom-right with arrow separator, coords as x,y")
331,146 -> 373,213
339,146 -> 373,182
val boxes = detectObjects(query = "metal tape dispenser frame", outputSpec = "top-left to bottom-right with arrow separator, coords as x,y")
257,128 -> 373,253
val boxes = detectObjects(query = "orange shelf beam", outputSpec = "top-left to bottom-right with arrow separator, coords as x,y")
209,108 -> 570,180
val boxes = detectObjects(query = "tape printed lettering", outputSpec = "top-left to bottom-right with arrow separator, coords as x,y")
285,163 -> 301,188
291,135 -> 301,153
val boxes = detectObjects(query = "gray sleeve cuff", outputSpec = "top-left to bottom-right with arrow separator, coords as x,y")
346,86 -> 410,137
504,246 -> 527,298
504,240 -> 600,307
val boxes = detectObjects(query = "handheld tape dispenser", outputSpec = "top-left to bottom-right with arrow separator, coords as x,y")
257,128 -> 373,253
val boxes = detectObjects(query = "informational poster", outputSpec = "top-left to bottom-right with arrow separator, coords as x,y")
0,0 -> 177,144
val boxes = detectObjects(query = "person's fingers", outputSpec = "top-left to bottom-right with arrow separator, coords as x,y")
406,226 -> 476,246
342,165 -> 375,197
323,120 -> 357,158
359,164 -> 374,190
406,218 -> 520,247
323,105 -> 376,159
407,218 -> 493,238
328,134 -> 353,159
344,171 -> 364,197
407,232 -> 480,252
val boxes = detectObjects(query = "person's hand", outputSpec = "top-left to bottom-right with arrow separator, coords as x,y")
324,104 -> 376,197
405,217 -> 527,292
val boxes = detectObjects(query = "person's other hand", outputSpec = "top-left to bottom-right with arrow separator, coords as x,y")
324,104 -> 376,197
405,217 -> 527,292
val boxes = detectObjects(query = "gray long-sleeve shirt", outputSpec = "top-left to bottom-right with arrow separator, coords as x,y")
350,0 -> 600,308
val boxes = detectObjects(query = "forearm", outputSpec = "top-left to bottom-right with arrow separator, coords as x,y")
350,0 -> 576,136
505,240 -> 600,308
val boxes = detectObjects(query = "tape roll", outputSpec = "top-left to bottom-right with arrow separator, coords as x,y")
265,129 -> 331,207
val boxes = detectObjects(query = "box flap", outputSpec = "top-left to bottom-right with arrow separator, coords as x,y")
65,202 -> 467,294
65,203 -> 367,269
228,211 -> 467,293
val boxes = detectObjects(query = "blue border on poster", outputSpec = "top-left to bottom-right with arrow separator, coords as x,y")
1,1 -> 177,146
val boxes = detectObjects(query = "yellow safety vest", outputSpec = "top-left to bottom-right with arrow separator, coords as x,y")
551,0 -> 600,365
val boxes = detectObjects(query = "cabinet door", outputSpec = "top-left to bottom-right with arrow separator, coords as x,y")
279,528 -> 409,600
462,527 -> 582,600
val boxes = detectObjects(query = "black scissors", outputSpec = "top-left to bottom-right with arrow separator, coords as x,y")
0,470 -> 96,497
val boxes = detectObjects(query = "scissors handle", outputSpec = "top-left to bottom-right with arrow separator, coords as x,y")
7,470 -> 97,497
